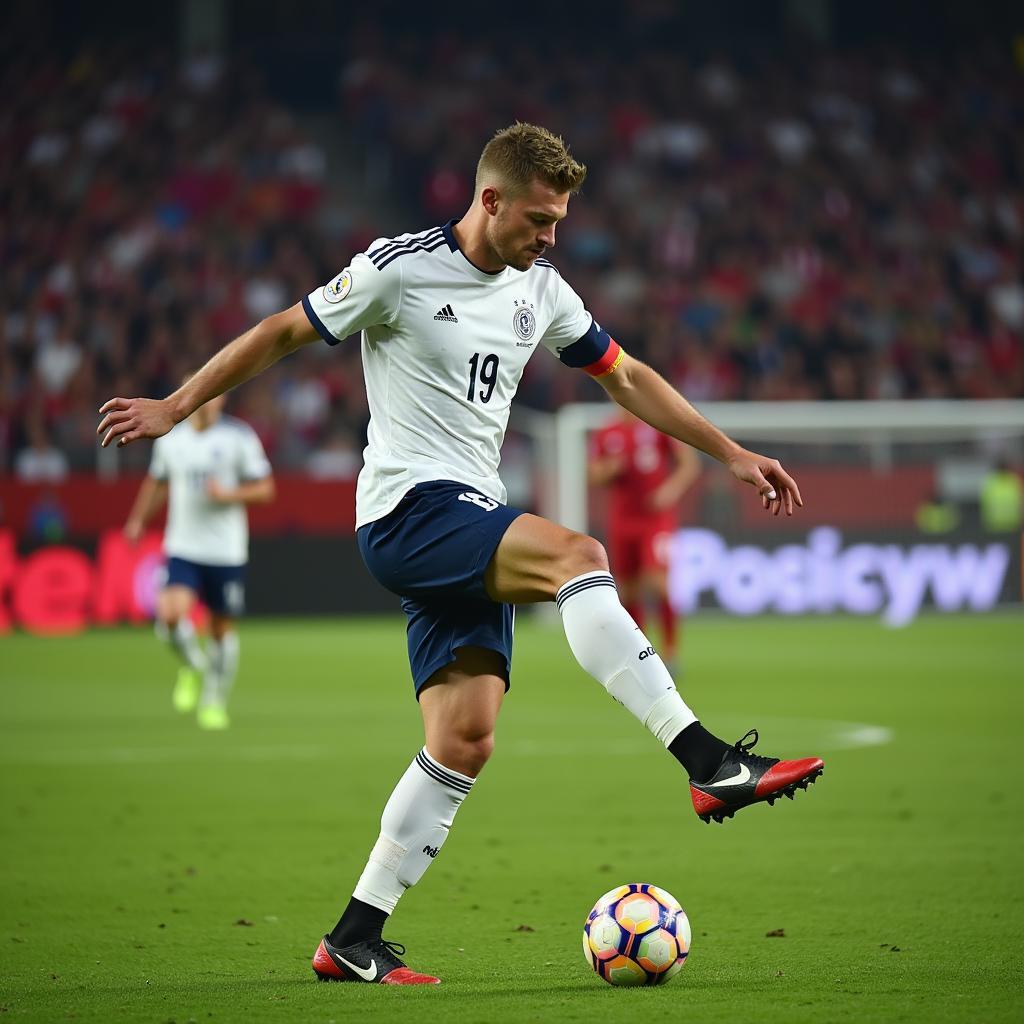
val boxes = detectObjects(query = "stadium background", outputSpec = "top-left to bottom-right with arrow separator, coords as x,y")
2,3 -> 1023,1024
3,0 -> 1022,632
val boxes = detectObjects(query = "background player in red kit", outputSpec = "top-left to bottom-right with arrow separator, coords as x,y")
589,408 -> 700,664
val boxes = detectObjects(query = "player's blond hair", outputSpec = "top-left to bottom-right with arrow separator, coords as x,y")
475,122 -> 587,198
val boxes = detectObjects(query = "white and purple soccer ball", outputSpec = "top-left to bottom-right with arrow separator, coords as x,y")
582,883 -> 691,986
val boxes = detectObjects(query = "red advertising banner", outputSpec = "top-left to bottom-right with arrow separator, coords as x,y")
0,475 -> 358,538
0,529 -> 163,635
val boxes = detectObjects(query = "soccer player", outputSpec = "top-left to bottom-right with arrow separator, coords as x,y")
589,407 -> 701,664
122,389 -> 274,730
99,123 -> 823,984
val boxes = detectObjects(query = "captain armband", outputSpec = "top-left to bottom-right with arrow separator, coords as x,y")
556,320 -> 626,377
583,339 -> 624,378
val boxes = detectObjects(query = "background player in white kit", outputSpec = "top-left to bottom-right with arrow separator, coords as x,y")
100,123 -> 823,983
123,387 -> 274,730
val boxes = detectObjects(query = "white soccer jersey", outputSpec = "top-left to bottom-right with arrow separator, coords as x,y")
149,415 -> 272,566
303,220 -> 619,527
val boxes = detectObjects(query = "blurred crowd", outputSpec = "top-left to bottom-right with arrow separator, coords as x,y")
2,44 -> 371,479
3,31 -> 1024,480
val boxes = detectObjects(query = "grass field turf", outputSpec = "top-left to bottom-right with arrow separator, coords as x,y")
1,612 -> 1020,1023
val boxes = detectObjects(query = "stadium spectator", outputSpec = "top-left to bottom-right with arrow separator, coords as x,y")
2,33 -> 1023,474
306,426 -> 362,480
14,415 -> 69,483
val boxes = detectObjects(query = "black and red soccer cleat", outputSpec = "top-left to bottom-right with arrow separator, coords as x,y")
690,729 -> 824,824
312,935 -> 440,985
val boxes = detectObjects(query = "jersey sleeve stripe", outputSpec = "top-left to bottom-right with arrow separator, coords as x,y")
302,294 -> 342,346
583,339 -> 624,378
369,232 -> 444,265
368,225 -> 443,251
373,234 -> 445,263
374,237 -> 448,271
368,228 -> 444,264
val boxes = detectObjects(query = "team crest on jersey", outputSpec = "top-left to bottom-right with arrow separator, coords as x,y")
512,299 -> 536,341
323,269 -> 352,304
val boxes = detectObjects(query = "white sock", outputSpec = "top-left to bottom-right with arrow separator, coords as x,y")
205,631 -> 240,705
353,748 -> 475,914
166,619 -> 207,673
556,571 -> 696,746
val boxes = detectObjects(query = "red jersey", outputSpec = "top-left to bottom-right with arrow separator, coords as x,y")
591,419 -> 677,526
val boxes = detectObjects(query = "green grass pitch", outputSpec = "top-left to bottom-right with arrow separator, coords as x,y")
1,612 -> 1021,1023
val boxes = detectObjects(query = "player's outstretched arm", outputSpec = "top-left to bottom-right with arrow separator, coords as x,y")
97,303 -> 319,449
598,352 -> 803,516
124,476 -> 169,542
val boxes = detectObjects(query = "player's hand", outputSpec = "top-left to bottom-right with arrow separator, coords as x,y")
589,454 -> 626,485
726,449 -> 803,516
650,480 -> 681,511
97,397 -> 176,448
206,480 -> 234,503
123,520 -> 144,543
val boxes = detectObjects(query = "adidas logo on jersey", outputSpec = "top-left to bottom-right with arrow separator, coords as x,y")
433,304 -> 458,322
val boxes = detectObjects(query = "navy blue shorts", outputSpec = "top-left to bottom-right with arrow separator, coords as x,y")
357,480 -> 526,695
165,557 -> 246,617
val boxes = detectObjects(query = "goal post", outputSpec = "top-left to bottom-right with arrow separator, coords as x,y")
542,399 -> 1024,533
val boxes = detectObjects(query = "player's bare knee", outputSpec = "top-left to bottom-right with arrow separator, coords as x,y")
559,533 -> 609,583
454,730 -> 495,777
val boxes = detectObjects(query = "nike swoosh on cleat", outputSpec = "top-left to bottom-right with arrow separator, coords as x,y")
708,764 -> 751,787
335,954 -> 378,981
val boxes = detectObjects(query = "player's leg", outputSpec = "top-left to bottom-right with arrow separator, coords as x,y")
315,646 -> 505,985
609,527 -> 644,629
642,567 -> 677,662
485,514 -> 823,823
331,649 -> 502,938
198,613 -> 238,730
642,529 -> 677,664
484,513 -> 718,767
317,482 -> 523,981
197,565 -> 245,730
618,575 -> 642,628
155,560 -> 206,712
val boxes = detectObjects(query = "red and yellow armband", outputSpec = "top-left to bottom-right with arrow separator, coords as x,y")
556,320 -> 625,377
582,339 -> 624,378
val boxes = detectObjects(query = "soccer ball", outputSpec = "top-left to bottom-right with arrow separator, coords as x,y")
582,883 -> 691,986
